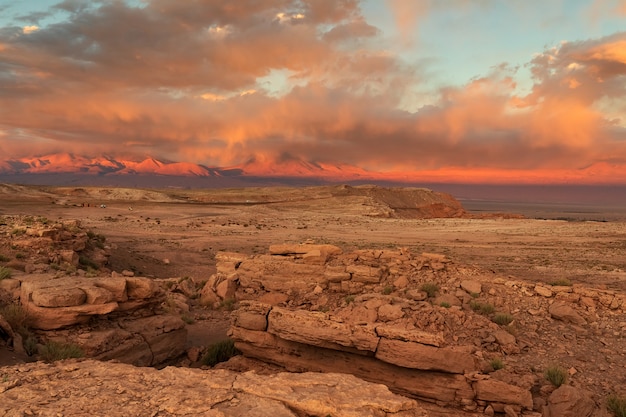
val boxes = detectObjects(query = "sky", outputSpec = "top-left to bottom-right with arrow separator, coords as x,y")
1,0 -> 626,183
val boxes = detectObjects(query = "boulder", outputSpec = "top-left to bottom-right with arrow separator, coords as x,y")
473,379 -> 533,410
544,385 -> 595,417
378,304 -> 405,321
548,302 -> 586,325
31,287 -> 86,308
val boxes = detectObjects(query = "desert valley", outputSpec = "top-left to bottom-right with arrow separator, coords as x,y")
0,183 -> 624,417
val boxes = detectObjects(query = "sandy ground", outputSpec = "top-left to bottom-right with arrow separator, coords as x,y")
2,191 -> 625,292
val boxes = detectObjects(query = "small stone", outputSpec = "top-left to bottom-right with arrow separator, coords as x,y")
534,285 -> 553,298
461,280 -> 482,295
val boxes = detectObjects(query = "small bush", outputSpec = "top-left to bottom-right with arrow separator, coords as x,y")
607,394 -> 626,417
219,298 -> 236,311
470,301 -> 495,315
15,253 -> 25,260
545,365 -> 568,387
23,333 -> 38,356
421,282 -> 439,298
493,313 -> 514,326
181,314 -> 195,324
439,302 -> 451,308
490,358 -> 504,371
382,286 -> 393,295
79,256 -> 99,270
201,339 -> 239,367
0,266 -> 11,280
549,278 -> 572,286
0,254 -> 10,262
39,341 -> 84,362
0,304 -> 31,330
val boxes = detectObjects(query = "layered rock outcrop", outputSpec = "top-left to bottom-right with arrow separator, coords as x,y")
207,243 -> 625,416
0,359 -> 426,417
230,302 -> 532,412
2,274 -> 186,366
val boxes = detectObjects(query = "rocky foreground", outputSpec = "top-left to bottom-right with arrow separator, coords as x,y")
0,359 -> 425,417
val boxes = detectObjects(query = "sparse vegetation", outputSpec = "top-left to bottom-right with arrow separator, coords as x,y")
492,313 -> 514,326
345,295 -> 355,304
0,266 -> 11,280
200,339 -> 240,367
545,365 -> 568,387
607,394 -> 626,417
439,301 -> 451,308
15,253 -> 25,259
0,304 -> 31,331
549,278 -> 572,286
219,298 -> 236,311
78,255 -> 99,270
39,341 -> 84,362
382,286 -> 393,295
470,301 -> 495,315
181,314 -> 195,324
490,358 -> 504,371
420,282 -> 439,298
0,254 -> 10,262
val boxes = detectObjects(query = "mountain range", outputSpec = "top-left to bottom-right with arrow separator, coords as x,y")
0,153 -> 373,180
2,153 -> 626,206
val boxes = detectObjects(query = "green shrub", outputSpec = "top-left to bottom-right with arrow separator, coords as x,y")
0,254 -> 10,263
544,365 -> 568,387
201,339 -> 239,367
219,298 -> 236,311
79,256 -> 99,270
23,333 -> 38,356
493,313 -> 514,326
421,282 -> 439,298
0,304 -> 31,330
181,314 -> 195,324
39,341 -> 84,362
607,394 -> 626,417
549,278 -> 572,286
470,301 -> 495,315
490,358 -> 504,371
0,266 -> 11,280
382,286 -> 393,295
439,302 -> 451,308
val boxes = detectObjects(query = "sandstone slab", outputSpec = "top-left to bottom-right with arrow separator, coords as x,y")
375,338 -> 475,374
267,307 -> 379,352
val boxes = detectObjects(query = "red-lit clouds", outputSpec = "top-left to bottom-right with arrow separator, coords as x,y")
0,0 -> 625,183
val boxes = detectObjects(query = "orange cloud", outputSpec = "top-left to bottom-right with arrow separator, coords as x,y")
1,1 -> 626,185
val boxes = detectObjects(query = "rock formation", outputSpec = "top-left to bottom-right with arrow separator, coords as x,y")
0,359 -> 427,417
203,243 -> 625,416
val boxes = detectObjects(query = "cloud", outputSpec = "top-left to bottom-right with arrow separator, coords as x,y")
0,1 -> 625,183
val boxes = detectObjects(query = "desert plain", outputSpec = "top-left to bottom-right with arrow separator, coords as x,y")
0,183 -> 625,417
